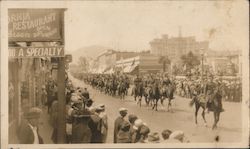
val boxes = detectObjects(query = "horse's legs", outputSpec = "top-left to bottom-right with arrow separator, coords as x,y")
213,112 -> 220,129
152,99 -> 155,110
212,111 -> 218,129
145,96 -> 148,106
155,99 -> 158,111
139,96 -> 142,107
201,107 -> 207,127
160,97 -> 164,105
195,103 -> 200,125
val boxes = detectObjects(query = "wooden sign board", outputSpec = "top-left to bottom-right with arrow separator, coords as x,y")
9,46 -> 64,58
8,9 -> 64,42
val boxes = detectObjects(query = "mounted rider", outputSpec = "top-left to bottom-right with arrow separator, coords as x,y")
205,77 -> 224,112
134,74 -> 143,87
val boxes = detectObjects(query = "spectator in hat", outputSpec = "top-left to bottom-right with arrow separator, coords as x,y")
114,108 -> 128,143
88,107 -> 103,143
131,119 -> 149,143
72,109 -> 92,143
50,97 -> 59,143
138,124 -> 150,143
96,104 -> 108,143
128,114 -> 138,140
17,107 -> 44,144
116,121 -> 132,143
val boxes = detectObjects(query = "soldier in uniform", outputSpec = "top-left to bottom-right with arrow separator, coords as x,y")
134,74 -> 142,87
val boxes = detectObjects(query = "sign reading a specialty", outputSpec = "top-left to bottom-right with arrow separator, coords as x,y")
8,9 -> 63,42
9,46 -> 64,58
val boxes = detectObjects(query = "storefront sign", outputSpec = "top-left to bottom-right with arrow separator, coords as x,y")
9,46 -> 64,58
8,9 -> 63,42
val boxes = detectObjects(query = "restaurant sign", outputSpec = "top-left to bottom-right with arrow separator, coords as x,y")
8,9 -> 63,42
9,46 -> 64,58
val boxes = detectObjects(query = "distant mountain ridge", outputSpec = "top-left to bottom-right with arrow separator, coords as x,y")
68,45 -> 110,63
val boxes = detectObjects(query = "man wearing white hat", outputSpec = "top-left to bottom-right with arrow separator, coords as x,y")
96,104 -> 108,143
17,107 -> 44,144
114,108 -> 128,143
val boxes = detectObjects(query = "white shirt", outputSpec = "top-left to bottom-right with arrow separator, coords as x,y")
28,123 -> 39,144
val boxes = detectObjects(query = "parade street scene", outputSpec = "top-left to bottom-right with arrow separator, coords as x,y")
6,0 -> 248,146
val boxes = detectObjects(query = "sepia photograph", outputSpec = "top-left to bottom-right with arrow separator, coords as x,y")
1,0 -> 249,148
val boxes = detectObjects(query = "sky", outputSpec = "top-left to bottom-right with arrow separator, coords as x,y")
63,0 -> 248,52
3,0 -> 249,52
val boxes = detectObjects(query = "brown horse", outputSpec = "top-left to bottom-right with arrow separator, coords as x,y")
189,90 -> 223,129
160,84 -> 175,112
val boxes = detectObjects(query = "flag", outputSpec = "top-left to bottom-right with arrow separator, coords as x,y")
131,58 -> 135,66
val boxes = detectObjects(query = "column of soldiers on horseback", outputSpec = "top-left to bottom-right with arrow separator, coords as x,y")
132,73 -> 176,112
84,74 -> 130,99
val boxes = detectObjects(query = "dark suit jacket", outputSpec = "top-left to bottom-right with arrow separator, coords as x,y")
17,119 -> 44,144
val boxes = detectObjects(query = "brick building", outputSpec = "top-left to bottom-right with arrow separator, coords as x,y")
149,34 -> 209,64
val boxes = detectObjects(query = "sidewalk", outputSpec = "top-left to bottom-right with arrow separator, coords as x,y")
39,106 -> 53,144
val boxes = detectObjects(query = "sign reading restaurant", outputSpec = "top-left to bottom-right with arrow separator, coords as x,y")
8,9 -> 63,42
9,46 -> 64,58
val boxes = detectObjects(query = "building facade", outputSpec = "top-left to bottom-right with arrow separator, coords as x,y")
92,49 -> 150,73
115,54 -> 163,74
149,34 -> 209,63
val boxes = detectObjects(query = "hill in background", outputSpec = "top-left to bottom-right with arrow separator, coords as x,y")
67,45 -> 110,64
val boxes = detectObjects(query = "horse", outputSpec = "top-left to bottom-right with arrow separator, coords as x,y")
132,83 -> 144,107
143,86 -> 152,106
118,81 -> 127,100
151,84 -> 161,111
160,83 -> 175,112
189,90 -> 223,129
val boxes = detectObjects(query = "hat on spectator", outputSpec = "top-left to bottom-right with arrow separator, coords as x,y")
133,119 -> 143,130
119,107 -> 128,115
148,132 -> 160,143
25,107 -> 42,119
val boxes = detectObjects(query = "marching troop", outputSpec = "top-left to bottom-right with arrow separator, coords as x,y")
82,72 -> 241,112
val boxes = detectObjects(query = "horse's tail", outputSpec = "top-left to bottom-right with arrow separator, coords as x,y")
189,96 -> 196,107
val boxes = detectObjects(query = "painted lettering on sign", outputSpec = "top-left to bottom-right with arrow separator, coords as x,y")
8,9 -> 63,42
9,46 -> 64,58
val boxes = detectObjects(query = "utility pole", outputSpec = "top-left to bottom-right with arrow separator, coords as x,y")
57,57 -> 66,143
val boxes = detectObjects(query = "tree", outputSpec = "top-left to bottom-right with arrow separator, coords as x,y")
78,56 -> 90,73
180,51 -> 200,73
159,56 -> 171,72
